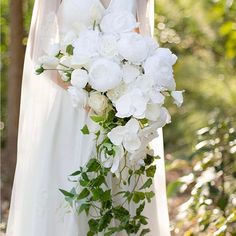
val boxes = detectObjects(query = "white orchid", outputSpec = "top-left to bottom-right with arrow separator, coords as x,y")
108,118 -> 141,153
115,89 -> 148,119
100,144 -> 124,174
171,91 -> 184,107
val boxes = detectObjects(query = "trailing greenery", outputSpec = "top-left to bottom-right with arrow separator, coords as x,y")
60,111 -> 159,236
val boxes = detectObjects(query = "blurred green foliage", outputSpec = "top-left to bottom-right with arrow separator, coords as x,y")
155,0 -> 236,235
169,116 -> 236,235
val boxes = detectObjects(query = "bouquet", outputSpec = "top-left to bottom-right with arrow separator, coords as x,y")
36,8 -> 183,236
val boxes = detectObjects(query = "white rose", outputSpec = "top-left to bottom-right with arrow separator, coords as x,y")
106,83 -> 128,103
100,11 -> 138,34
67,86 -> 88,108
118,32 -> 149,64
171,91 -> 184,107
72,30 -> 99,65
89,58 -> 122,92
122,64 -> 140,84
144,48 -> 177,90
38,56 -> 59,69
88,91 -> 108,114
71,69 -> 89,89
97,34 -> 118,58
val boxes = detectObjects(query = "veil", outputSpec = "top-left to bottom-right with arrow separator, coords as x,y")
137,0 -> 171,235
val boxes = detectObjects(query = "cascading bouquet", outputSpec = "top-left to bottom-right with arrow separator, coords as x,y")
36,8 -> 183,236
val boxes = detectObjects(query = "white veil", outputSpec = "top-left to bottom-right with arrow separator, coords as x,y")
137,0 -> 171,235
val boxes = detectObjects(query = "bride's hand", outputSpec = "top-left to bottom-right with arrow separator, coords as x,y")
54,72 -> 70,90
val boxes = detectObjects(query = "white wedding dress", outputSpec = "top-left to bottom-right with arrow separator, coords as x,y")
6,0 -> 170,235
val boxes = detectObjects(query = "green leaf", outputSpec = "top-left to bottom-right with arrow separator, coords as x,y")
91,188 -> 103,201
90,115 -> 105,123
139,178 -> 152,190
88,219 -> 99,232
59,189 -> 75,198
113,206 -> 130,221
140,228 -> 150,235
35,66 -> 44,75
81,125 -> 90,135
66,44 -> 74,55
70,170 -> 81,176
146,165 -> 156,177
98,210 -> 113,232
136,202 -> 145,216
86,159 -> 101,172
145,191 -> 155,203
90,175 -> 105,187
77,188 -> 90,200
133,192 -> 145,204
78,203 -> 90,214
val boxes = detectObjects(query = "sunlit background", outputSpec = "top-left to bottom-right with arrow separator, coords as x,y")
1,0 -> 236,235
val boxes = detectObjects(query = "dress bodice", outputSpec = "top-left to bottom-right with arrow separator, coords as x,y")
57,0 -> 137,35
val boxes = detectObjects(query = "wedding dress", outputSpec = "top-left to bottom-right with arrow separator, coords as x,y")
6,0 -> 170,235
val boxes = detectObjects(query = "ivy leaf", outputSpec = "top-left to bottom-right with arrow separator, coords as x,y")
70,170 -> 81,176
90,115 -> 105,123
86,159 -> 101,172
81,125 -> 90,135
98,210 -> 113,232
66,44 -> 74,55
133,192 -> 145,204
36,66 -> 44,75
136,202 -> 145,216
78,203 -> 90,214
90,175 -> 105,187
145,191 -> 155,203
139,178 -> 152,190
78,188 -> 90,200
59,189 -> 75,198
88,219 -> 99,233
113,206 -> 130,221
140,228 -> 150,235
92,188 -> 104,201
146,165 -> 156,177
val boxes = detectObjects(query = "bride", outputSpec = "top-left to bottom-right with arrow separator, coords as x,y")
6,0 -> 171,235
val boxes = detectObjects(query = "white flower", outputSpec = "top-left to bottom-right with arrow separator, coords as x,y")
100,144 -> 124,174
57,56 -> 72,81
71,69 -> 89,89
106,83 -> 128,103
115,89 -> 148,119
67,86 -> 88,108
72,30 -> 99,65
88,91 -> 108,114
100,11 -> 138,34
97,34 -> 118,58
145,104 -> 162,121
108,118 -> 141,153
171,91 -> 184,107
144,36 -> 159,56
38,56 -> 59,69
89,58 -> 122,92
144,48 -> 177,90
118,32 -> 149,64
122,64 -> 140,84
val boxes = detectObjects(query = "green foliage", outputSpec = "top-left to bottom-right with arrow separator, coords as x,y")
169,115 -> 236,235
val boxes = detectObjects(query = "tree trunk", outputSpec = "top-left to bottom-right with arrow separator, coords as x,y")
4,0 -> 25,197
